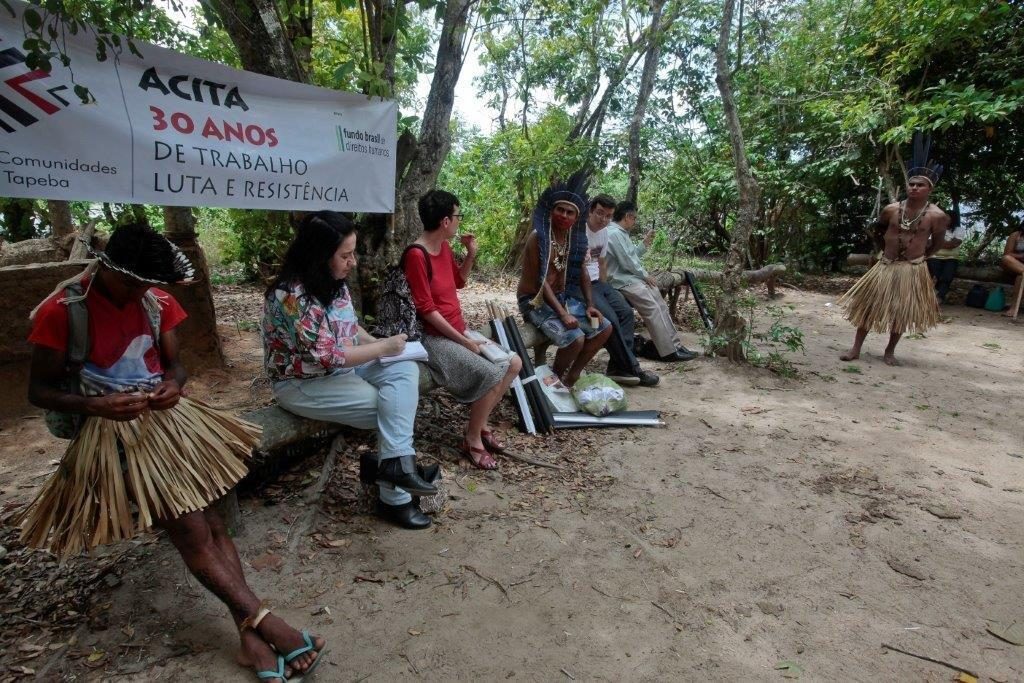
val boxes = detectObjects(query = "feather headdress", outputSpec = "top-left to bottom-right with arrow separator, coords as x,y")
530,171 -> 591,307
907,132 -> 944,187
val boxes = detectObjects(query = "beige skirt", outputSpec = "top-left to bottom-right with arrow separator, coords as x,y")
838,257 -> 939,334
18,397 -> 261,558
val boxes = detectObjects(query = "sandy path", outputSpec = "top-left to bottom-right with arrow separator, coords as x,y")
2,285 -> 1022,681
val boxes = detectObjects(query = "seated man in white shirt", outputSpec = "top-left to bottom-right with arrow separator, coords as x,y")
567,194 -> 659,387
605,201 -> 696,362
926,209 -> 966,305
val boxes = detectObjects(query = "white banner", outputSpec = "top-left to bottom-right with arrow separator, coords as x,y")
0,1 -> 396,212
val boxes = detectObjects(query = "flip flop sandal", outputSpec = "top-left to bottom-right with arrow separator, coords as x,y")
283,630 -> 327,680
255,654 -> 288,682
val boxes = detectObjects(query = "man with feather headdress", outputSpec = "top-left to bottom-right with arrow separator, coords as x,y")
838,134 -> 950,366
517,173 -> 613,386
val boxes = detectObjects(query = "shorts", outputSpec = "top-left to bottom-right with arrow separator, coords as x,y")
520,294 -> 610,349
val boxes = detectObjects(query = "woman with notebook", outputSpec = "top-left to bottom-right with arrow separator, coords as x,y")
404,190 -> 523,470
262,211 -> 438,529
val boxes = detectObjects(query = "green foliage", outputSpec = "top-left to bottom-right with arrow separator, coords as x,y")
700,295 -> 806,377
223,210 -> 294,278
438,109 -> 596,268
0,198 -> 45,241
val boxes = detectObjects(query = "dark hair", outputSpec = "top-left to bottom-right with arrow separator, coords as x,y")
105,222 -> 182,282
613,201 -> 637,223
267,211 -> 357,306
590,194 -> 616,211
418,190 -> 460,232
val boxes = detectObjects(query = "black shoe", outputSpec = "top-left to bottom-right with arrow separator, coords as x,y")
636,369 -> 660,386
659,348 -> 698,362
376,501 -> 431,530
419,463 -> 441,483
361,453 -> 439,486
376,455 -> 438,496
359,452 -> 376,486
605,366 -> 641,386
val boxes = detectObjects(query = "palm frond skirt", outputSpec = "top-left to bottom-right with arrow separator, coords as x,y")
838,257 -> 939,335
18,397 -> 261,558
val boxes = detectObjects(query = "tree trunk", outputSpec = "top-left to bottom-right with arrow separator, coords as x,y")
626,0 -> 667,204
713,0 -> 761,361
162,206 -> 225,369
209,0 -> 305,81
47,201 -> 75,238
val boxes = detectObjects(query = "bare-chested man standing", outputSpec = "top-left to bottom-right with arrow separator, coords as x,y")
839,149 -> 949,366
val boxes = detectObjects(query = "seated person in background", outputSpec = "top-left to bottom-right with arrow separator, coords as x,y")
263,211 -> 438,530
517,174 -> 612,387
1001,220 -> 1024,278
570,193 -> 659,387
926,209 -> 966,304
1002,220 -> 1024,317
404,190 -> 523,470
605,201 -> 697,361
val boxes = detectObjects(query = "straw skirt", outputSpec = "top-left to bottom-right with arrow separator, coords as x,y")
838,257 -> 939,335
18,397 -> 261,558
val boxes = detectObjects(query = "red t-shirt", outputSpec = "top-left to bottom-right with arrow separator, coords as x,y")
403,242 -> 467,336
28,277 -> 187,395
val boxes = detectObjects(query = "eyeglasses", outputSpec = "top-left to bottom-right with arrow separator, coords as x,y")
451,213 -> 464,220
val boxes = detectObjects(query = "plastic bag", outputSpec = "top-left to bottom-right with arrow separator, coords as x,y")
571,373 -> 627,417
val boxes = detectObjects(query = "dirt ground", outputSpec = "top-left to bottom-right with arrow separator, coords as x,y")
1,276 -> 1022,682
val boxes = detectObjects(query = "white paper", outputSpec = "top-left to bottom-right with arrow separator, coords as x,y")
378,340 -> 428,364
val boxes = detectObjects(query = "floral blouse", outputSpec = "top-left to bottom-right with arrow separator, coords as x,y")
262,280 -> 360,381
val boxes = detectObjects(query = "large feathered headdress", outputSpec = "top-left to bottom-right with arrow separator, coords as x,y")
529,171 -> 591,306
907,132 -> 943,187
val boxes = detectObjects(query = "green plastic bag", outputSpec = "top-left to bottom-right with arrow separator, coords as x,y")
571,373 -> 627,417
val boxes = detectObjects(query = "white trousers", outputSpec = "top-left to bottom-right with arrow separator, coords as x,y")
620,282 -> 679,357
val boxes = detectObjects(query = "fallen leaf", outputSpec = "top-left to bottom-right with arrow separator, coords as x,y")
8,665 -> 35,676
408,629 -> 422,636
250,552 -> 284,571
887,558 -> 926,581
121,625 -> 135,638
957,673 -> 978,683
87,650 -> 105,663
923,504 -> 961,520
986,620 -> 1024,646
633,548 -> 643,559
741,405 -> 766,414
774,660 -> 802,679
318,537 -> 352,549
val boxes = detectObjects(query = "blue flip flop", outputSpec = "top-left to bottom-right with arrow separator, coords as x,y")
283,630 -> 326,680
255,654 -> 288,681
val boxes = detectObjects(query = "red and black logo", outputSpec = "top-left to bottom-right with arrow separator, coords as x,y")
0,40 -> 71,133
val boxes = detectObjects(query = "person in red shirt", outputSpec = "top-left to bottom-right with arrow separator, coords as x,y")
20,224 -> 323,683
404,190 -> 523,469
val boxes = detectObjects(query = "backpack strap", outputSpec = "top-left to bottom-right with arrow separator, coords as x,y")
400,244 -> 433,282
62,283 -> 89,372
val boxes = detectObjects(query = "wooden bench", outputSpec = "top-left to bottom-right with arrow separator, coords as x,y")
652,264 -> 787,319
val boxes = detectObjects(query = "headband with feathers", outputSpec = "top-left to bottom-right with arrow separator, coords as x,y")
907,132 -> 944,187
